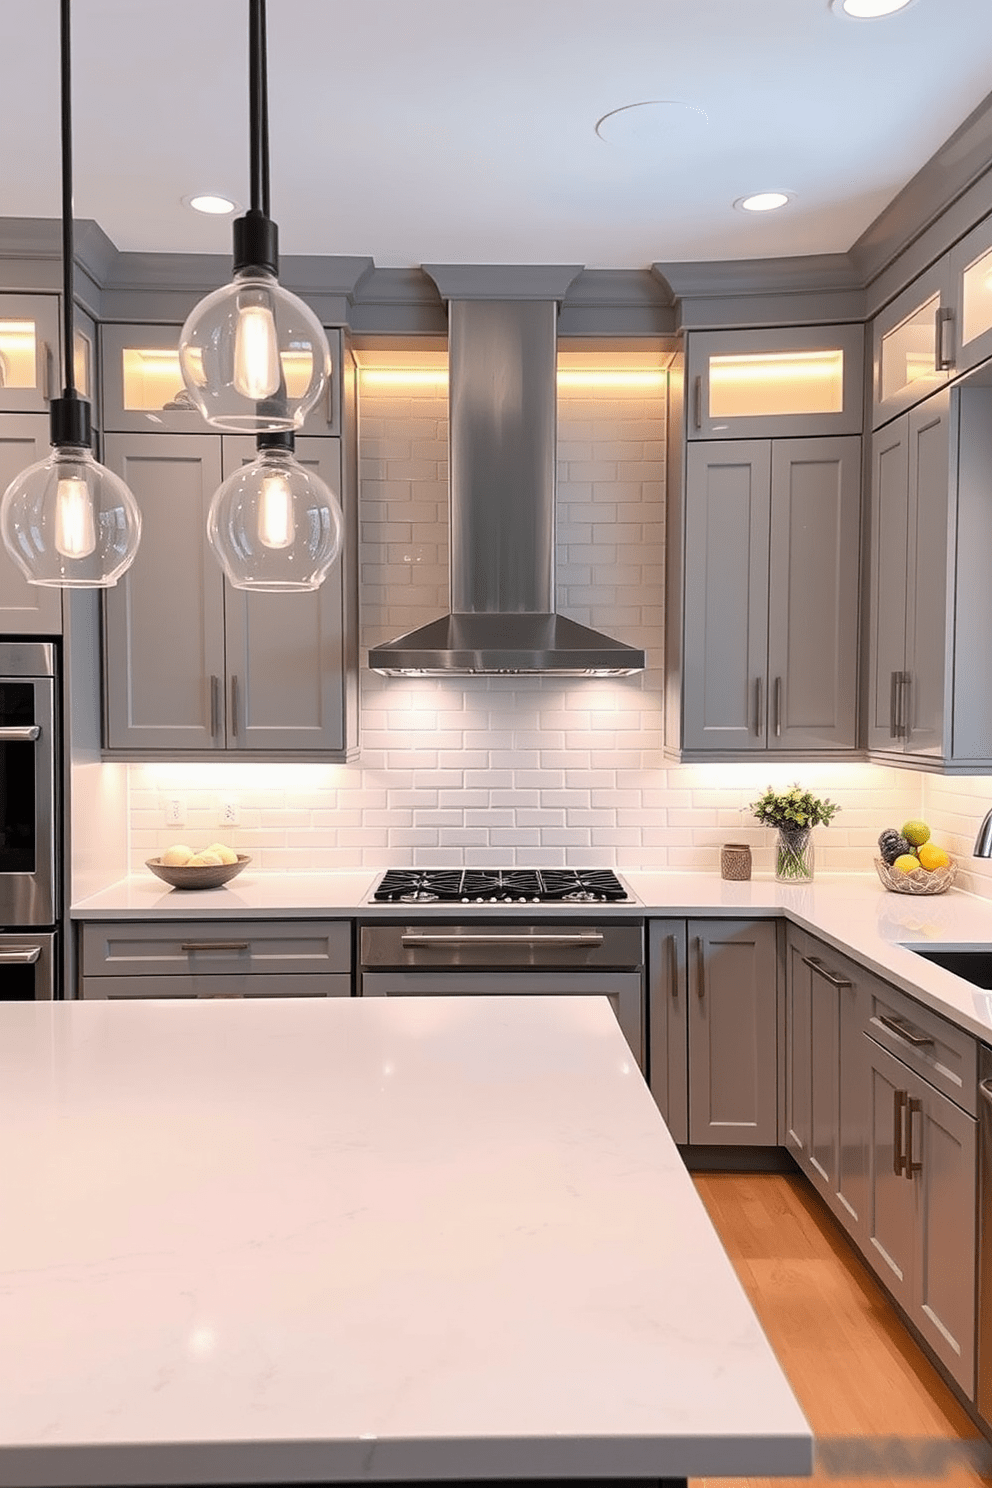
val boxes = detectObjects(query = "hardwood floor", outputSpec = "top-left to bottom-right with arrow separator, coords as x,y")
690,1171 -> 991,1488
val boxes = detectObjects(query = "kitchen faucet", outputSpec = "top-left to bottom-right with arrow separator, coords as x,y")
975,809 -> 992,856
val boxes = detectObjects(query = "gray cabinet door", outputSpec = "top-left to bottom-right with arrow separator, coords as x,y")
103,433 -> 226,750
687,918 -> 778,1146
648,919 -> 688,1144
221,438 -> 346,751
867,419 -> 910,751
0,416 -> 62,633
864,1035 -> 916,1310
913,1076 -> 976,1395
683,441 -> 771,751
0,294 -> 61,415
903,392 -> 951,758
784,929 -> 813,1162
767,437 -> 860,751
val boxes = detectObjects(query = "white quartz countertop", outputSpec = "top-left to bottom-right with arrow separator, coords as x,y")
73,868 -> 992,1043
0,996 -> 810,1487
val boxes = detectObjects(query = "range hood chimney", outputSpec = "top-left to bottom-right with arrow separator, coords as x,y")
368,266 -> 646,677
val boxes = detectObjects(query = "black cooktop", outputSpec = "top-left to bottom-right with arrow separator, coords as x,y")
371,868 -> 629,905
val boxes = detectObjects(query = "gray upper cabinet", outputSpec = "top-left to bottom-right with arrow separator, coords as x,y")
685,324 -> 864,441
0,415 -> 62,634
868,382 -> 992,769
103,432 -> 353,757
871,258 -> 954,428
686,918 -> 778,1146
0,295 -> 60,415
951,210 -> 992,377
681,436 -> 860,756
101,322 -> 342,436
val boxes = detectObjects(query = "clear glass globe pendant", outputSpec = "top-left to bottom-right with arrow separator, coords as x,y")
0,398 -> 141,588
207,431 -> 342,591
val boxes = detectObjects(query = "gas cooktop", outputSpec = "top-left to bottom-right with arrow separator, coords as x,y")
370,868 -> 630,905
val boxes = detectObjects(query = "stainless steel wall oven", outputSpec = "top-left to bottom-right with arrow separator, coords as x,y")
0,641 -> 59,1000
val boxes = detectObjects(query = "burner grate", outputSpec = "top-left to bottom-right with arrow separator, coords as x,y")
371,867 -> 627,904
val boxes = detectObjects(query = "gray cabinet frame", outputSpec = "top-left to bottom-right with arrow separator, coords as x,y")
0,414 -> 62,633
0,293 -> 61,415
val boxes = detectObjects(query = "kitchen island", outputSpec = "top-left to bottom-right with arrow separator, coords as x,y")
0,995 -> 811,1488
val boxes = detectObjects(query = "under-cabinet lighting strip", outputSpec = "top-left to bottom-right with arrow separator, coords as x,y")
360,369 -> 666,389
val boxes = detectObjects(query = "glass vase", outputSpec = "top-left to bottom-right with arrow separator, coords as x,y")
775,826 -> 814,883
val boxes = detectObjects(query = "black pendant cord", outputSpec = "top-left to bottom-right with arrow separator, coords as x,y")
234,0 -> 277,276
53,0 -> 90,448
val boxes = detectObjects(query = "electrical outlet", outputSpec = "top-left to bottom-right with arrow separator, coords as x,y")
166,797 -> 186,827
220,798 -> 240,828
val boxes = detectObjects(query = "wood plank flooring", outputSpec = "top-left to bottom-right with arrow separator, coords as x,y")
690,1171 -> 991,1488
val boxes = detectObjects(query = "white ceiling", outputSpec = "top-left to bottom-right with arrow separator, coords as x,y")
5,0 -> 992,270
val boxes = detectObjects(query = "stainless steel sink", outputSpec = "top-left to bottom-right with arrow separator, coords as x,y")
904,945 -> 992,988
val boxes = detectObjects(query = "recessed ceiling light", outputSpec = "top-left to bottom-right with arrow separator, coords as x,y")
830,0 -> 915,17
184,193 -> 238,216
735,192 -> 792,213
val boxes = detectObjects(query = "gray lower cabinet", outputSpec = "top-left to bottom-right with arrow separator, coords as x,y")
650,917 -> 778,1146
78,919 -> 352,998
784,928 -> 868,1240
681,435 -> 860,755
0,415 -> 63,634
102,433 -> 354,756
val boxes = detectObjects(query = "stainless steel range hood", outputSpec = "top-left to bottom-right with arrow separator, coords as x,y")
368,287 -> 645,677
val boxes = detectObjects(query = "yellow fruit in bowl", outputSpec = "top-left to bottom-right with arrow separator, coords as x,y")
160,843 -> 194,867
892,853 -> 922,874
187,850 -> 223,867
901,819 -> 931,847
207,842 -> 239,864
918,843 -> 950,871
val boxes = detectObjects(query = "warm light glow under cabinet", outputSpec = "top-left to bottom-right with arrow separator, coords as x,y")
879,294 -> 940,403
708,349 -> 845,419
121,346 -> 315,410
0,321 -> 37,389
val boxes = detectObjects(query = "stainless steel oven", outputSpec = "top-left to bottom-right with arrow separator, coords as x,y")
0,929 -> 56,1000
0,641 -> 58,929
358,919 -> 645,1070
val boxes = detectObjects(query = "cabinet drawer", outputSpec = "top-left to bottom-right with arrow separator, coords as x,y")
81,973 -> 351,999
865,976 -> 977,1115
81,920 -> 352,979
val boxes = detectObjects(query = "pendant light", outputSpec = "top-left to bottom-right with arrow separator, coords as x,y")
206,431 -> 342,591
0,0 -> 141,588
177,0 -> 330,432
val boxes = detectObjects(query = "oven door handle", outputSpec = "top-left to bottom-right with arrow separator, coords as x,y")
0,946 -> 42,964
0,725 -> 41,742
399,932 -> 605,948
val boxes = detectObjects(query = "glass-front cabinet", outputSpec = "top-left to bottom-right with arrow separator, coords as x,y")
101,322 -> 342,435
685,324 -> 864,440
871,259 -> 954,427
951,211 -> 992,376
0,295 -> 61,415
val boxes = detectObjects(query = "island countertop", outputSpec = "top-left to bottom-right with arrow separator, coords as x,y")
0,995 -> 811,1488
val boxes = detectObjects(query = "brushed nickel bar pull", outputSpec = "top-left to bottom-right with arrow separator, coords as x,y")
210,674 -> 221,739
774,676 -> 783,738
668,933 -> 679,999
878,1013 -> 934,1048
754,676 -> 764,737
230,674 -> 241,739
896,670 -> 911,740
935,305 -> 954,371
802,955 -> 852,990
693,375 -> 702,430
890,669 -> 900,738
400,933 -> 604,948
40,340 -> 53,401
180,942 -> 250,953
893,1088 -> 907,1176
906,1095 -> 923,1176
980,1079 -> 992,1106
0,725 -> 41,742
696,936 -> 706,999
0,947 -> 42,964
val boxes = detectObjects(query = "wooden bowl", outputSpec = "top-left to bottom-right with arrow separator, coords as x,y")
146,854 -> 251,890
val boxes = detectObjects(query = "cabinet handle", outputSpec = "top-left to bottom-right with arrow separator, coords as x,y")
180,942 -> 250,953
0,947 -> 42,964
935,306 -> 954,372
802,954 -> 852,990
695,936 -> 705,999
754,676 -> 764,737
905,1095 -> 923,1177
0,725 -> 41,742
877,1012 -> 934,1048
210,674 -> 221,739
893,1088 -> 907,1176
889,670 -> 899,738
980,1079 -> 992,1106
774,676 -> 783,738
899,671 -> 912,740
668,932 -> 679,999
693,375 -> 702,430
40,340 -> 53,400
230,674 -> 240,738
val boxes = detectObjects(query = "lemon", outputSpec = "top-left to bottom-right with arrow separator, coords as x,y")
892,853 -> 922,874
918,843 -> 950,871
901,819 -> 931,847
161,843 -> 194,866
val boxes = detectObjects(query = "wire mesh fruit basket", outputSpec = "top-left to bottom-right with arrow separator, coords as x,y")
873,856 -> 957,896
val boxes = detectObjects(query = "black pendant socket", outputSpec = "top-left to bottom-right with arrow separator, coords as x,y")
256,429 -> 295,453
233,210 -> 279,276
49,393 -> 92,450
